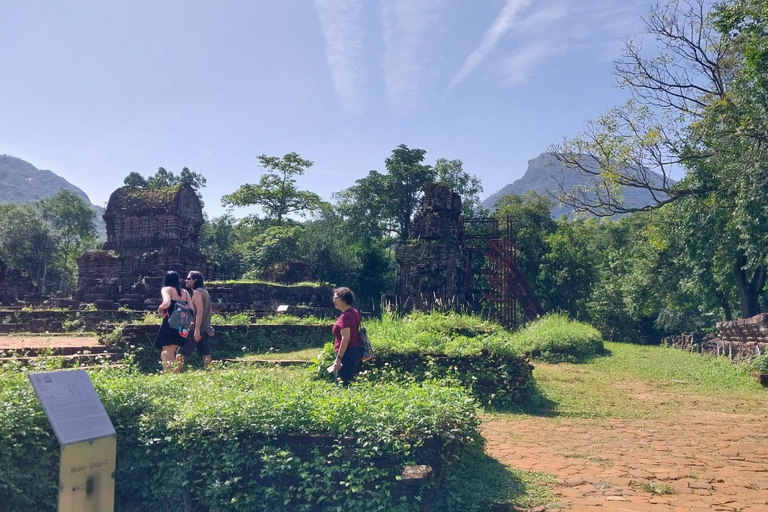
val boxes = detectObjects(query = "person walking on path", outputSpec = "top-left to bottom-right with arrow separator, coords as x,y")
176,270 -> 213,372
327,287 -> 363,386
154,270 -> 192,372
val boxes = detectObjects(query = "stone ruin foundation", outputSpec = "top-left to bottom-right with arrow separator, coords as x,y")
75,183 -> 217,310
663,312 -> 768,361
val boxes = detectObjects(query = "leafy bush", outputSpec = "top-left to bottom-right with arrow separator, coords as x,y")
509,313 -> 606,363
0,366 -> 479,512
314,312 -> 534,409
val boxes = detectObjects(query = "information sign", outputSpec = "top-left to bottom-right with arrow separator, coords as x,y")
29,370 -> 115,445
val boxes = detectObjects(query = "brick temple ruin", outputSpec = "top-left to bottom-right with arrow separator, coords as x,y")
74,183 -> 217,309
394,183 -> 543,328
395,183 -> 466,311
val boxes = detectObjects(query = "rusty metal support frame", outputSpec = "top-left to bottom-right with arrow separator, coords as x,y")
461,217 -> 543,328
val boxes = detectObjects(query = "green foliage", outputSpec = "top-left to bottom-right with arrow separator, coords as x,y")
433,158 -> 487,218
509,313 -> 605,363
221,152 -> 325,225
0,202 -> 56,290
738,353 -> 768,374
313,312 -> 535,408
199,214 -> 245,280
105,323 -> 331,372
493,191 -> 558,299
336,144 -> 436,242
123,166 -> 207,191
0,367 -> 480,512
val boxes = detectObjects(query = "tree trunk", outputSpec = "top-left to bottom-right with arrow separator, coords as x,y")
734,252 -> 766,318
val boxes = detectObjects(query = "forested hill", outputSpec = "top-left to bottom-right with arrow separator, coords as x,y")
481,152 -> 673,218
0,154 -> 94,205
0,154 -> 106,235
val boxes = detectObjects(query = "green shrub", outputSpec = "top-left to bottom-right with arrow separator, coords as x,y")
509,313 -> 605,363
0,366 -> 479,512
313,312 -> 534,409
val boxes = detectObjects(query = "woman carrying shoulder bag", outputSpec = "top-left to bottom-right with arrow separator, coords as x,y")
154,270 -> 192,372
328,287 -> 363,386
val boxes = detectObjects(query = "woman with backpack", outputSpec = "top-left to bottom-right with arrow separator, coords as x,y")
154,270 -> 192,372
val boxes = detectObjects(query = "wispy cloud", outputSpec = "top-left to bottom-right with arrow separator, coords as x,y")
314,0 -> 366,114
381,0 -> 443,114
502,42 -> 552,84
448,0 -> 648,88
448,0 -> 533,90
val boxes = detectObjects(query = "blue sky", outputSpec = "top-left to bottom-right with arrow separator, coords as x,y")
1,0 -> 655,218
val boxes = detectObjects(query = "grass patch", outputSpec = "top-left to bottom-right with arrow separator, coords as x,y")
636,481 -> 676,495
520,341 -> 766,419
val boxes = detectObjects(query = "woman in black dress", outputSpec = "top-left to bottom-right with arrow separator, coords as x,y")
154,271 -> 192,372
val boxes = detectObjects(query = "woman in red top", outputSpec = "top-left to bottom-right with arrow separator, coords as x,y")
328,286 -> 363,386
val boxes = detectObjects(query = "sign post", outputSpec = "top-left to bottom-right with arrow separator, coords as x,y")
29,370 -> 116,512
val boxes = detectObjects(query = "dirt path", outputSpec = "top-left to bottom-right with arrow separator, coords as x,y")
482,380 -> 768,511
0,335 -> 101,351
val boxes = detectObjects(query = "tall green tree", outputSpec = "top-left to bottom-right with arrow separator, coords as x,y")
199,214 -> 245,280
336,144 -> 436,242
222,152 -> 324,225
37,189 -> 97,291
0,203 -> 56,292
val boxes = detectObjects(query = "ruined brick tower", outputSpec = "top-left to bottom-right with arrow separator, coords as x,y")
75,183 -> 217,309
394,182 -> 467,311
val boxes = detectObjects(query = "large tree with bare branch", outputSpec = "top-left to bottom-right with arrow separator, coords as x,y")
550,0 -> 768,318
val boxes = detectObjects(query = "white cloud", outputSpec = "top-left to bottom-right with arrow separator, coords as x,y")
448,0 -> 533,90
314,0 -> 366,114
381,0 -> 443,114
502,42 -> 553,84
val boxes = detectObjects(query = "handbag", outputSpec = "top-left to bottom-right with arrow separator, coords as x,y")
359,323 -> 374,362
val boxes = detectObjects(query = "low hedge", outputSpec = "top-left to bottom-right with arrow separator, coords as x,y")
0,367 -> 479,512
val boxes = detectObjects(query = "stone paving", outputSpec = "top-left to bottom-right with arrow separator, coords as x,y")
482,384 -> 768,511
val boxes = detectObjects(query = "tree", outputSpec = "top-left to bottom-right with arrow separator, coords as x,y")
336,144 -> 436,242
222,152 -> 324,225
538,218 -> 600,318
123,167 -> 207,191
434,158 -> 487,218
199,214 -> 245,280
0,203 -> 56,292
550,0 -> 768,318
37,189 -> 97,291
493,191 -> 558,301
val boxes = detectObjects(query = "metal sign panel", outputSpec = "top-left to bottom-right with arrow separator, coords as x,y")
29,370 -> 116,445
58,435 -> 116,512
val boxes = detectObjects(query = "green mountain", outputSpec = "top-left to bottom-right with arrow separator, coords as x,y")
0,154 -> 106,236
481,152 -> 673,218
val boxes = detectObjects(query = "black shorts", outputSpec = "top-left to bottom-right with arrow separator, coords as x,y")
176,332 -> 211,358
